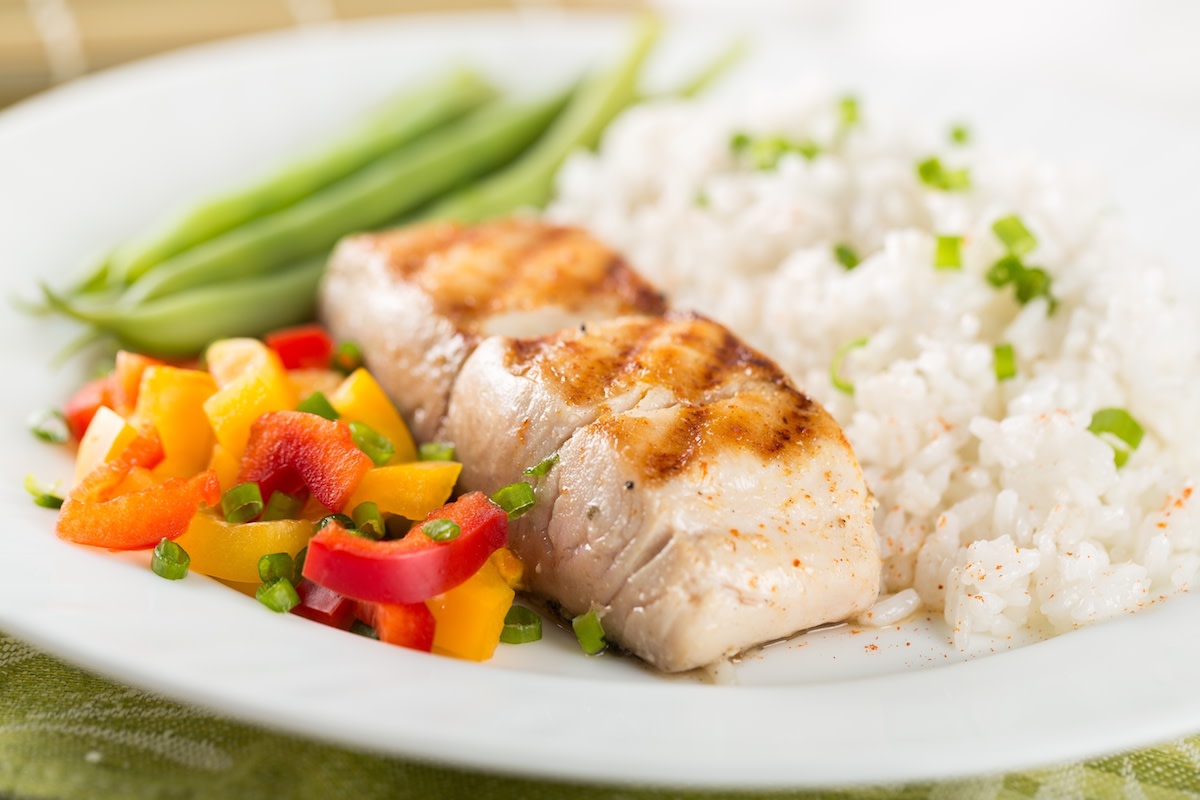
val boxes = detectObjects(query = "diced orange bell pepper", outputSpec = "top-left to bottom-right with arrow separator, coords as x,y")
131,365 -> 217,479
328,368 -> 416,464
62,351 -> 163,440
343,461 -> 462,520
111,351 -> 163,416
237,410 -> 373,512
427,557 -> 515,662
57,429 -> 220,550
203,339 -> 296,460
174,509 -> 314,583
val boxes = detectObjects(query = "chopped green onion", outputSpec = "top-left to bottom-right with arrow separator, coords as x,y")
793,140 -> 821,160
422,517 -> 462,543
221,482 -> 263,523
831,336 -> 869,395
419,441 -> 457,462
833,243 -> 860,270
349,619 -> 379,639
934,235 -> 963,269
993,343 -> 1017,381
351,501 -> 387,540
838,94 -> 860,129
572,608 -> 607,655
293,546 -> 307,582
315,513 -> 355,532
986,255 -> 1021,288
331,341 -> 364,374
257,552 -> 295,584
260,490 -> 304,522
986,255 -> 1057,311
349,421 -> 394,467
151,538 -> 190,580
916,156 -> 971,191
499,604 -> 543,644
731,131 -> 820,170
524,453 -> 560,477
949,124 -> 971,145
491,481 -> 536,519
27,409 -> 69,444
296,391 -> 339,420
256,578 -> 300,613
1088,407 -> 1145,468
23,474 -> 63,509
1014,266 -> 1053,306
992,214 -> 1038,258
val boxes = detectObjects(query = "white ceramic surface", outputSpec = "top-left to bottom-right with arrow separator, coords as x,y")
1,8 -> 1198,789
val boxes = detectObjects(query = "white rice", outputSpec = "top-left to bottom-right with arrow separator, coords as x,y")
547,87 -> 1200,648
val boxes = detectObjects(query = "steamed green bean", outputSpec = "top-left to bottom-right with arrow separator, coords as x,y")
119,88 -> 572,306
108,68 -> 497,286
42,258 -> 326,357
424,18 -> 661,223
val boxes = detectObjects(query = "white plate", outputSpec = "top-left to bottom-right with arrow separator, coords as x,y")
2,5 -> 1200,790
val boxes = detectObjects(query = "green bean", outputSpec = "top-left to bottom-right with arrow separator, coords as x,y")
108,68 -> 498,286
118,89 -> 571,307
41,258 -> 326,358
422,17 -> 661,223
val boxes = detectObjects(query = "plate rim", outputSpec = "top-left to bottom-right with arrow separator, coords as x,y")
1,10 -> 1197,790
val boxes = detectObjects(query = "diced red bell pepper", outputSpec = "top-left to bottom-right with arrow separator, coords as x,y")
56,429 -> 220,550
63,375 -> 117,441
356,599 -> 436,652
291,578 -> 356,630
301,491 -> 508,605
236,410 -> 373,512
265,324 -> 335,370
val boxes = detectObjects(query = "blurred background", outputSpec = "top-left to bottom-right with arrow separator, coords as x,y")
0,0 -> 640,109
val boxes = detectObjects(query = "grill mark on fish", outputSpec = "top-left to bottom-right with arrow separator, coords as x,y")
505,313 -> 829,483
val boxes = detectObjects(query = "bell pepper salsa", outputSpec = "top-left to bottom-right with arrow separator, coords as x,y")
47,329 -> 534,663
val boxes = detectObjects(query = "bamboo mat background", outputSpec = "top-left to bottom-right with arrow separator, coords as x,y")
0,0 -> 639,109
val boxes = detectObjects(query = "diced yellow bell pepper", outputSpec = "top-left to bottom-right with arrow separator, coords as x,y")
489,548 -> 527,591
427,557 -> 514,662
203,339 -> 296,460
131,365 -> 217,479
207,444 -> 241,492
328,368 -> 416,464
344,461 -> 462,520
206,338 -> 294,391
73,405 -> 137,484
175,509 -> 313,584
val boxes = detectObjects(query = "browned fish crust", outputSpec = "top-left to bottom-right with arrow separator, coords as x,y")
351,218 -> 667,330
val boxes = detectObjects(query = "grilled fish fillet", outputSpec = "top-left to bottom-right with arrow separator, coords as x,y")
320,219 -> 666,442
444,313 -> 879,671
319,220 -> 881,672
